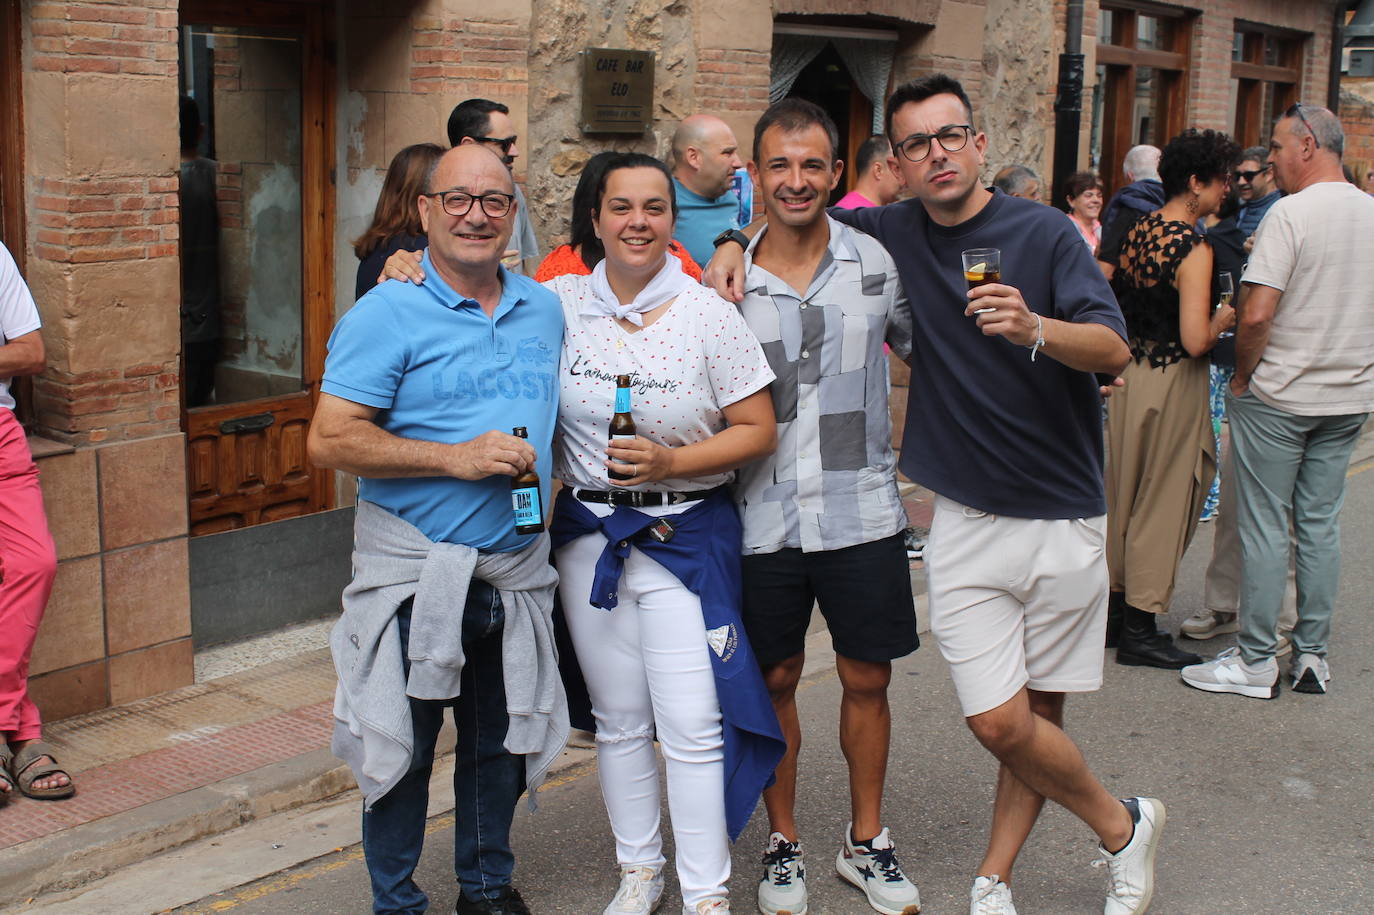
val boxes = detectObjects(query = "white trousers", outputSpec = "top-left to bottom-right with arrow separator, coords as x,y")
556,533 -> 729,906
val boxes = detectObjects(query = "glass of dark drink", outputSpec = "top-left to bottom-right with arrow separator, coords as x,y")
961,247 -> 1001,288
962,247 -> 1001,315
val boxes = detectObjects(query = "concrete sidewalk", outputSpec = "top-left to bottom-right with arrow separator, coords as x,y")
0,487 -> 935,905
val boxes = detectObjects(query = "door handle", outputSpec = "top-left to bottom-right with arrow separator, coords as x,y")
220,412 -> 277,435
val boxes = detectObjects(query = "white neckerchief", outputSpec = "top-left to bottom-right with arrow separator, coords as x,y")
583,254 -> 693,327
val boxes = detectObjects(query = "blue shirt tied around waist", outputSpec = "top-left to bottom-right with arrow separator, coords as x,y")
549,488 -> 787,842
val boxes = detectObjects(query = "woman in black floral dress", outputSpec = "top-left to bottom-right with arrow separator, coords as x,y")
1103,129 -> 1240,669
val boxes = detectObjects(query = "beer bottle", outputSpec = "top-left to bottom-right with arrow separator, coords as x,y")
608,374 -> 636,481
509,427 -> 544,534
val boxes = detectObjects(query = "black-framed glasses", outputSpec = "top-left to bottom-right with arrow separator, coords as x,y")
895,125 -> 974,163
1233,164 -> 1271,183
1286,103 -> 1320,149
425,190 -> 515,219
474,135 -> 517,154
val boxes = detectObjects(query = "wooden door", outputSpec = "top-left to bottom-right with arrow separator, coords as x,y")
178,1 -> 334,535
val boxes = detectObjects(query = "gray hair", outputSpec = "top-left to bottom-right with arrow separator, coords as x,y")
993,164 -> 1039,197
1122,144 -> 1161,181
1240,146 -> 1269,165
1285,104 -> 1345,157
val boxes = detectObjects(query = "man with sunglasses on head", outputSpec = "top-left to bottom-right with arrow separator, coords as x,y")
448,98 -> 541,274
311,144 -> 565,915
1182,104 -> 1374,701
709,74 -> 1175,915
1233,146 -> 1281,251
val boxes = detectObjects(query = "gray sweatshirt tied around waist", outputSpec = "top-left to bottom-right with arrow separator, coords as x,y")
330,499 -> 568,809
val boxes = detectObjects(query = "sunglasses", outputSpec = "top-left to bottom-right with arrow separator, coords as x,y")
1233,165 -> 1271,183
1286,103 -> 1320,149
475,135 -> 517,154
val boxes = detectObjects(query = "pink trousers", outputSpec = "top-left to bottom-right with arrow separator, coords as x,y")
0,409 -> 57,742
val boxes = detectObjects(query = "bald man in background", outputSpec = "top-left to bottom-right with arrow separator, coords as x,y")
671,114 -> 746,267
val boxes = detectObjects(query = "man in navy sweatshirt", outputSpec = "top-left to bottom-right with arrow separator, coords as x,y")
708,74 -> 1167,915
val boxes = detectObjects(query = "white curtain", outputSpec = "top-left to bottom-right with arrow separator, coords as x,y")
833,38 -> 896,134
769,34 -> 827,103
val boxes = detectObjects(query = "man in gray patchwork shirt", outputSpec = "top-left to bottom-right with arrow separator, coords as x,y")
731,99 -> 921,915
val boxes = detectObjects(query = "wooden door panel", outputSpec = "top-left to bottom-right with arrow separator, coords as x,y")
185,392 -> 321,535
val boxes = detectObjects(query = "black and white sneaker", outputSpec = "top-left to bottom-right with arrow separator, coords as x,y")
758,832 -> 806,914
903,528 -> 926,561
835,825 -> 921,914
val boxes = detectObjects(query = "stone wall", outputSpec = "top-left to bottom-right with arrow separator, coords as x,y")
22,0 -> 181,446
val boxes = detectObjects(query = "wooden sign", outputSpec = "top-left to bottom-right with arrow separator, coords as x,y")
580,48 -> 655,134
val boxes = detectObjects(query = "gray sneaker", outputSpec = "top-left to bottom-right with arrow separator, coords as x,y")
758,832 -> 807,915
1180,609 -> 1238,639
1289,652 -> 1330,694
1181,648 -> 1278,700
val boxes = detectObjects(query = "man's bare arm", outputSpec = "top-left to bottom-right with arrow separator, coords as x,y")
0,330 -> 45,378
1230,282 -> 1280,395
306,392 -> 535,480
702,218 -> 764,304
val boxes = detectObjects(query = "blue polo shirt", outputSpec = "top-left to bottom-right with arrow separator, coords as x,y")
322,250 -> 563,551
673,178 -> 739,268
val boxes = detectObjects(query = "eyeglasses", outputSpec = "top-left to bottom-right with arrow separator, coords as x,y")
474,135 -> 517,154
895,125 -> 974,163
1233,164 -> 1271,183
1286,103 -> 1320,149
424,190 -> 515,219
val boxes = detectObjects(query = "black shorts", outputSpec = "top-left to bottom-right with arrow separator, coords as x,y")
741,532 -> 919,665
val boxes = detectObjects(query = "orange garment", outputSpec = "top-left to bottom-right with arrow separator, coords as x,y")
534,242 -> 703,284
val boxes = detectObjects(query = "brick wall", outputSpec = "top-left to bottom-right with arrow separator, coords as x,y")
22,0 -> 181,446
1340,88 -> 1374,188
696,48 -> 771,120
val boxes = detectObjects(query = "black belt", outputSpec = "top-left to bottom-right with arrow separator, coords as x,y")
572,486 -> 721,508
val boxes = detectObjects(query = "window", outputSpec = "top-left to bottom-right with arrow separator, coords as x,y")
1091,5 -> 1192,198
1229,24 -> 1304,150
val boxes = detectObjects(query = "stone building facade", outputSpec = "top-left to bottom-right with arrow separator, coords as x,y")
0,0 -> 1346,720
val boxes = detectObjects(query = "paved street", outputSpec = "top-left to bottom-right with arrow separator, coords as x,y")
46,467 -> 1374,914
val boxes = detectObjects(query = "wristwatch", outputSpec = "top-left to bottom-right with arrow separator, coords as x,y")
713,228 -> 750,250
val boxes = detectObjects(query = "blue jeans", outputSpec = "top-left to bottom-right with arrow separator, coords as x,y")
1228,390 -> 1367,664
362,581 -> 526,914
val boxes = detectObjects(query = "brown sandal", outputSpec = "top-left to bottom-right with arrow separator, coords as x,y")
0,745 -> 13,806
9,740 -> 76,800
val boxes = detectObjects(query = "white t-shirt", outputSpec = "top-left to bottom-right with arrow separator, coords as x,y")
1243,181 -> 1374,416
545,273 -> 775,494
0,242 -> 42,412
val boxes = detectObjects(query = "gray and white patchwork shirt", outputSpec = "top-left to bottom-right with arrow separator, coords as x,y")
736,216 -> 913,555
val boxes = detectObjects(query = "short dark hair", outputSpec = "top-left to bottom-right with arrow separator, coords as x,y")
885,74 -> 974,145
1064,170 -> 1103,201
569,151 -> 618,269
592,152 -> 678,221
855,135 -> 892,175
1239,145 -> 1268,166
179,95 -> 202,152
446,98 -> 509,147
1159,128 -> 1241,199
752,98 -> 840,165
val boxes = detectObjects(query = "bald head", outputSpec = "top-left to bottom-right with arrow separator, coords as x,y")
671,114 -> 743,198
427,143 -> 513,195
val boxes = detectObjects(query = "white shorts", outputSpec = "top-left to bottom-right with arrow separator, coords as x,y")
926,495 -> 1108,717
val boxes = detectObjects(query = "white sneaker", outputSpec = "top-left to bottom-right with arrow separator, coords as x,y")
835,825 -> 921,914
1095,797 -> 1165,914
1180,648 -> 1278,699
1289,652 -> 1330,694
970,875 -> 1017,914
685,897 -> 729,914
605,865 -> 664,915
1179,609 -> 1238,639
758,832 -> 807,915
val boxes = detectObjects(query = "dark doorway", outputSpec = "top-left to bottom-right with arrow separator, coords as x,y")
785,44 -> 874,203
